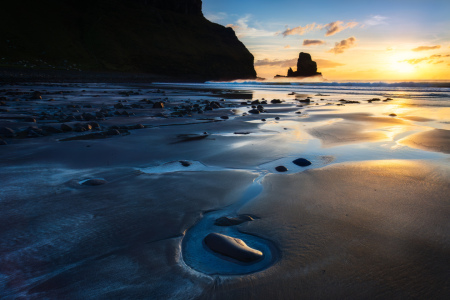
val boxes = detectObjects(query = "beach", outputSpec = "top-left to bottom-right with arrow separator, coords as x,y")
1,81 -> 449,299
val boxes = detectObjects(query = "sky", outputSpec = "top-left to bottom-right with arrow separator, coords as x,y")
203,0 -> 450,80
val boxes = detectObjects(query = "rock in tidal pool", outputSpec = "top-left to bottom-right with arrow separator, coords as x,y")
204,233 -> 263,263
214,214 -> 255,226
275,166 -> 288,172
81,179 -> 107,186
293,158 -> 312,167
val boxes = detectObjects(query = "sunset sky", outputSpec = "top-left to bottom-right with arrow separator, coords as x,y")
203,0 -> 450,80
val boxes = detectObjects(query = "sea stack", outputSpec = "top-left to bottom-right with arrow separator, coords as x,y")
279,52 -> 322,78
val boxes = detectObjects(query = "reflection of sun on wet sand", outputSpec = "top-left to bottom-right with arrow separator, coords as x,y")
399,129 -> 450,154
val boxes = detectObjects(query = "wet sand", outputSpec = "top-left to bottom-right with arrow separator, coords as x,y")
0,83 -> 449,299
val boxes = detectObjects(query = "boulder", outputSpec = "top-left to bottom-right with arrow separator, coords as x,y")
204,232 -> 263,263
0,127 -> 16,138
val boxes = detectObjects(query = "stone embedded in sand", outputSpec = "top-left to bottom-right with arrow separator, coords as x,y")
0,138 -> 7,145
204,232 -> 263,263
214,215 -> 255,226
275,166 -> 288,172
60,124 -> 73,132
293,158 -> 312,167
81,179 -> 107,186
0,127 -> 16,138
179,160 -> 192,167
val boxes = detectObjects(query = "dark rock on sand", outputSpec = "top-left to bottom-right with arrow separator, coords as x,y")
249,109 -> 260,114
271,99 -> 282,104
60,124 -> 73,132
0,127 -> 16,138
0,138 -> 7,145
153,102 -> 164,109
179,160 -> 192,167
275,166 -> 288,172
41,125 -> 63,134
81,179 -> 108,186
214,215 -> 255,226
204,232 -> 263,263
220,116 -> 229,120
293,158 -> 312,167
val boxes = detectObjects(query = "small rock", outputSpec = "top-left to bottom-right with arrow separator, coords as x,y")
248,109 -> 260,114
179,160 -> 192,167
61,124 -> 73,132
275,166 -> 288,172
82,179 -> 107,186
0,127 -> 16,138
293,158 -> 312,167
0,139 -> 7,145
220,116 -> 229,120
153,101 -> 164,109
204,232 -> 263,263
275,117 -> 280,120
389,113 -> 397,117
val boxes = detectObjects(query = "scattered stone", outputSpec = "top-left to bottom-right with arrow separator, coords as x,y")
293,158 -> 312,167
214,214 -> 255,226
153,101 -> 164,109
248,109 -> 260,114
106,129 -> 121,135
133,124 -> 145,129
275,166 -> 288,172
0,127 -> 16,138
220,116 -> 229,119
179,160 -> 192,167
60,124 -> 73,132
234,132 -> 250,135
41,125 -> 63,134
203,232 -> 263,263
24,117 -> 36,123
271,99 -> 282,104
81,179 -> 107,186
0,139 -> 7,145
275,117 -> 280,120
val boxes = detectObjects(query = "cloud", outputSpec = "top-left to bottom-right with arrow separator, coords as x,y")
226,15 -> 276,38
328,37 -> 357,54
322,21 -> 358,36
364,15 -> 388,26
315,59 -> 345,68
205,12 -> 228,23
281,23 -> 317,37
434,61 -> 444,64
254,58 -> 297,68
412,45 -> 441,52
400,54 -> 450,65
284,45 -> 291,49
254,58 -> 344,69
303,39 -> 326,46
386,47 -> 395,52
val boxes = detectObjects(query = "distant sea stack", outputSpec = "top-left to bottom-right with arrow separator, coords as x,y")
276,52 -> 322,78
0,0 -> 256,81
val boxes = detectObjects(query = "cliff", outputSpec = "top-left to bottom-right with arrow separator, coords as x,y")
0,0 -> 256,81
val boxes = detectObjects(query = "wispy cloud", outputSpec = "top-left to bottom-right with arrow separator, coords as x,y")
315,59 -> 345,68
412,45 -> 441,52
400,54 -> 450,64
303,39 -> 326,46
205,12 -> 228,23
322,21 -> 358,36
254,58 -> 297,68
255,58 -> 344,69
328,37 -> 357,54
226,15 -> 276,38
281,23 -> 317,37
364,15 -> 388,26
284,45 -> 291,49
280,20 -> 358,37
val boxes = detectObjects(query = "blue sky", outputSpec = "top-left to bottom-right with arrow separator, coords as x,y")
203,0 -> 450,79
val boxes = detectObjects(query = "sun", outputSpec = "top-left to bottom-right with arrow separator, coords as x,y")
389,53 -> 416,74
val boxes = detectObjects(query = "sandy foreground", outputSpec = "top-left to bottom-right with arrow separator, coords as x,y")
0,83 -> 449,299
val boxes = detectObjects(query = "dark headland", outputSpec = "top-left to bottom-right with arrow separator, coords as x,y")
275,52 -> 322,79
0,0 -> 256,82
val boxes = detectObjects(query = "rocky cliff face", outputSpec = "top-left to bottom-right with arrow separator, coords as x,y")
0,0 -> 256,81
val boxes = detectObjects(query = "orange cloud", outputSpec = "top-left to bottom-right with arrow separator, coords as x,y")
328,37 -> 357,54
401,54 -> 450,64
412,45 -> 441,52
303,39 -> 326,46
254,58 -> 344,69
315,59 -> 345,68
284,45 -> 291,49
281,23 -> 317,36
322,21 -> 358,36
